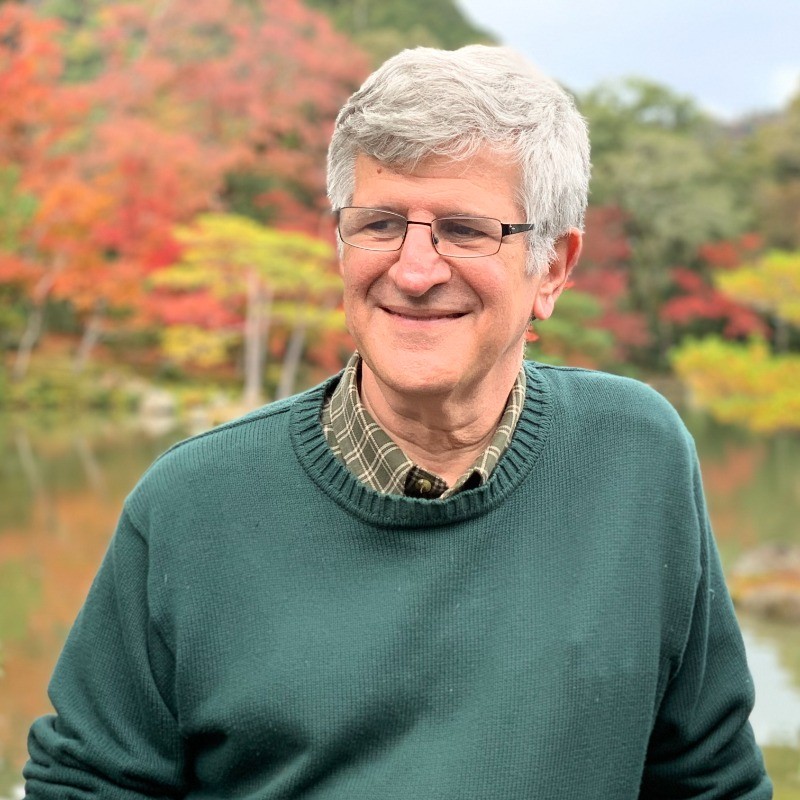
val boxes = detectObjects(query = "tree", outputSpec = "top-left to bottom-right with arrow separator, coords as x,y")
0,4 -> 85,377
574,204 -> 650,365
305,0 -> 494,63
2,0 -> 368,382
154,214 -> 342,406
0,4 -> 67,168
670,249 -> 800,432
661,234 -> 769,342
85,0 -> 369,232
716,250 -> 800,351
748,92 -> 800,250
37,0 -> 108,82
671,337 -> 800,433
529,204 -> 650,372
581,80 -> 750,365
60,117 -> 227,371
0,166 -> 38,350
526,287 -> 617,369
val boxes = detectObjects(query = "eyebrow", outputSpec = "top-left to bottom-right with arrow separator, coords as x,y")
359,205 -> 494,219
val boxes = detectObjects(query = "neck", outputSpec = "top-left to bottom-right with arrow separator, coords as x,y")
359,361 -> 520,486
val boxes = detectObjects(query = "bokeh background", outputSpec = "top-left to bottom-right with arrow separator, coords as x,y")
1,0 -> 799,796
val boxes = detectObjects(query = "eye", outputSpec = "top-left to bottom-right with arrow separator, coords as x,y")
439,221 -> 481,240
347,209 -> 406,239
361,216 -> 405,237
436,217 -> 498,244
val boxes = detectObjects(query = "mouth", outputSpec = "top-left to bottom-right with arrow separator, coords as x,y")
382,306 -> 467,322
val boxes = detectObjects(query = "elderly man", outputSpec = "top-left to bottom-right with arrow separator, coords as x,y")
24,46 -> 771,798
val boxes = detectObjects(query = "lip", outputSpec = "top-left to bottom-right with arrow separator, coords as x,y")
381,305 -> 467,321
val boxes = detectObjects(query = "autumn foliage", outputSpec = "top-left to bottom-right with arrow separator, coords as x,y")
671,336 -> 800,432
1,0 -> 367,396
670,249 -> 800,432
1,0 -> 799,421
661,234 -> 769,339
573,205 -> 650,356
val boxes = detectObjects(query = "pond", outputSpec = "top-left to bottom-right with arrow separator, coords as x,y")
1,406 -> 799,797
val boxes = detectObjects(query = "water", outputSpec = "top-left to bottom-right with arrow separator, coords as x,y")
1,409 -> 798,795
742,622 -> 800,746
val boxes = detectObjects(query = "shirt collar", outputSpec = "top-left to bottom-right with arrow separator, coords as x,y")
322,353 -> 526,499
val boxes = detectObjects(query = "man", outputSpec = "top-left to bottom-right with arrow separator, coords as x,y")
24,45 -> 771,798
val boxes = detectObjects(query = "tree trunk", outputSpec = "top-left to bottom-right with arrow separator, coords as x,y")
276,296 -> 339,400
774,316 -> 789,353
243,270 -> 263,408
276,315 -> 308,400
73,303 -> 105,374
243,272 -> 273,408
12,263 -> 60,381
13,301 -> 46,381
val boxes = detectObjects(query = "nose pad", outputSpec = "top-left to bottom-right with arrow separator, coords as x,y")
431,231 -> 440,250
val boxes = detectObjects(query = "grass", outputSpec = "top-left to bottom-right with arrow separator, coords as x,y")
763,744 -> 800,799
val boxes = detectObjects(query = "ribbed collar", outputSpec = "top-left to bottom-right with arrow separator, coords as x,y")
289,362 -> 553,528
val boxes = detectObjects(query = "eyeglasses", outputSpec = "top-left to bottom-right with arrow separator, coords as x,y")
336,207 -> 535,258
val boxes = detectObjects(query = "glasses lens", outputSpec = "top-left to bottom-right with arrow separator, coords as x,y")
432,217 -> 502,256
338,208 -> 406,251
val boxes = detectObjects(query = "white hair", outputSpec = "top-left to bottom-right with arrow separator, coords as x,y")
326,45 -> 590,275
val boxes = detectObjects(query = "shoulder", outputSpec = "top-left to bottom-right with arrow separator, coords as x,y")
529,361 -> 683,424
124,377 -> 336,527
527,361 -> 694,459
148,394 -> 295,476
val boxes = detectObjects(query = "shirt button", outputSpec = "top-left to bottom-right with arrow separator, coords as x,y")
416,478 -> 433,495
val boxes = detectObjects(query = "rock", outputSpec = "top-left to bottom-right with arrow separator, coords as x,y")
729,544 -> 800,623
139,388 -> 177,418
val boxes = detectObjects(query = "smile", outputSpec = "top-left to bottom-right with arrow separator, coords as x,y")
382,307 -> 466,321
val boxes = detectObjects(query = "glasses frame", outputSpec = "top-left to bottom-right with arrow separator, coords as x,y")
336,206 -> 536,258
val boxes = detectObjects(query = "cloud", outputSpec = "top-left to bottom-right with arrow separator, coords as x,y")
767,66 -> 800,107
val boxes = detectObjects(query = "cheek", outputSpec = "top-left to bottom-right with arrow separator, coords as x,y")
340,252 -> 390,297
339,265 -> 366,307
470,264 -> 532,313
496,282 -> 540,334
340,267 -> 376,327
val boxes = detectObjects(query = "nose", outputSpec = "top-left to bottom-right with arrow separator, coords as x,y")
387,221 -> 452,297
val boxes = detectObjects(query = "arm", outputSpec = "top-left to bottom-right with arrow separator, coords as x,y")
641,459 -> 772,799
24,509 -> 187,799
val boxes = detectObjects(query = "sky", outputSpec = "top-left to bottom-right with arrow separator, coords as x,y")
457,0 -> 800,121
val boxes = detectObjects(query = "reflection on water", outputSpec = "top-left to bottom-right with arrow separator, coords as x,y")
742,619 -> 800,747
1,410 -> 799,795
0,415 -> 187,795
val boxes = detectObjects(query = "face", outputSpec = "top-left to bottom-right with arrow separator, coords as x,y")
339,148 -> 580,403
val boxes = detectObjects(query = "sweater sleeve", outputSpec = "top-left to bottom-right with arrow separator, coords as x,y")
23,508 -> 187,799
640,457 -> 772,799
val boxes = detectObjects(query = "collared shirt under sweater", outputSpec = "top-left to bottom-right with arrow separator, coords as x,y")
321,352 -> 526,499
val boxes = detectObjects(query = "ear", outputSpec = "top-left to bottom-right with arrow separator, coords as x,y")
337,245 -> 349,279
531,229 -> 583,321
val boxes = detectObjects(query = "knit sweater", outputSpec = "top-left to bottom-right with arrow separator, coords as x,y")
24,362 -> 772,799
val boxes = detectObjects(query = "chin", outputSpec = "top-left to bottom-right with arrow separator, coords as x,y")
370,357 -> 471,398
387,375 -> 459,397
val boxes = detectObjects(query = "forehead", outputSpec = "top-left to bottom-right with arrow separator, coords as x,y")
351,148 -> 523,219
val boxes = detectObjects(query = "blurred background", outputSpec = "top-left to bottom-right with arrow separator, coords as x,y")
1,0 -> 798,796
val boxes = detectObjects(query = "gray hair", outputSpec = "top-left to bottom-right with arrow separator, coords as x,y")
326,45 -> 590,275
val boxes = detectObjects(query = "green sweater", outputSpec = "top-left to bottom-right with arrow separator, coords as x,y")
25,363 -> 771,799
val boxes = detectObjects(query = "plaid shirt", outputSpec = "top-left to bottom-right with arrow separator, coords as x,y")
321,353 -> 526,499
